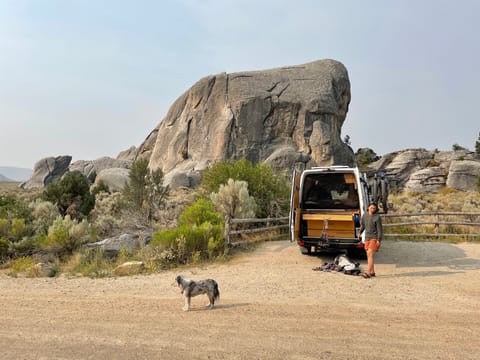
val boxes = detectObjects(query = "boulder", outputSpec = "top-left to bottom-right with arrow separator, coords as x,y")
144,59 -> 354,187
21,155 -> 72,189
70,156 -> 132,181
116,146 -> 138,162
404,167 -> 447,193
375,149 -> 433,186
446,160 -> 480,191
93,168 -> 130,192
114,261 -> 145,276
85,232 -> 151,257
29,262 -> 55,277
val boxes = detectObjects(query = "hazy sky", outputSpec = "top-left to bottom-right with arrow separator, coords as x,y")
1,0 -> 479,169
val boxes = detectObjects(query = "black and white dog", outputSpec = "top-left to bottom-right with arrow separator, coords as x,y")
175,275 -> 220,311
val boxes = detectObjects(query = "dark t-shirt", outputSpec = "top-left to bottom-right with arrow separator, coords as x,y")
359,212 -> 383,241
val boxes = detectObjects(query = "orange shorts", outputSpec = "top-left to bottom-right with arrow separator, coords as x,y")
364,239 -> 381,252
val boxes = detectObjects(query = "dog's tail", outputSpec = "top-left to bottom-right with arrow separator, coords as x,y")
213,281 -> 220,301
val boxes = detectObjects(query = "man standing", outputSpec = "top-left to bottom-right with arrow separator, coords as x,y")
358,201 -> 383,278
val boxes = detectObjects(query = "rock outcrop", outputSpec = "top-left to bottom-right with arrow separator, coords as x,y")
93,168 -> 130,192
369,149 -> 480,193
446,160 -> 480,191
84,232 -> 151,257
70,156 -> 132,180
21,155 -> 72,189
142,59 -> 354,186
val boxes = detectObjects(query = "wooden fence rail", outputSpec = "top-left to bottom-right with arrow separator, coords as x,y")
226,212 -> 480,244
225,216 -> 289,245
381,212 -> 480,238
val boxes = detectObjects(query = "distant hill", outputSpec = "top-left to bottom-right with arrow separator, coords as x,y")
0,166 -> 33,182
0,173 -> 13,182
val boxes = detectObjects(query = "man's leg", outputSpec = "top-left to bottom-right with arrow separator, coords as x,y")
366,248 -> 375,275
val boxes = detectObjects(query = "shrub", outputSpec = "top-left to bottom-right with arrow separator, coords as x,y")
37,216 -> 92,256
30,199 -> 60,234
452,143 -> 467,151
201,159 -> 289,218
210,179 -> 256,219
42,171 -> 95,218
11,256 -> 36,274
425,159 -> 440,167
64,248 -> 115,278
355,148 -> 380,170
178,198 -> 223,227
0,237 -> 9,258
89,192 -> 124,236
122,158 -> 169,221
0,218 -> 8,237
91,180 -> 110,196
151,222 -> 224,264
476,132 -> 480,156
0,195 -> 33,221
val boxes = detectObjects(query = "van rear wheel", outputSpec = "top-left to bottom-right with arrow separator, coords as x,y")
299,246 -> 313,255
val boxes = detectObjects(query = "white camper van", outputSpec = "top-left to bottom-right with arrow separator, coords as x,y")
289,165 -> 371,257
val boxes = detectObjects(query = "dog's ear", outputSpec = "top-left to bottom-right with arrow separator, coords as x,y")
175,275 -> 181,284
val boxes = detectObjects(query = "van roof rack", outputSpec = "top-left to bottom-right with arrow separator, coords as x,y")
310,165 -> 351,169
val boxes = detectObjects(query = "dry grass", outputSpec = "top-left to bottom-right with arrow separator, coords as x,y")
389,188 -> 480,213
0,181 -> 42,202
386,188 -> 480,241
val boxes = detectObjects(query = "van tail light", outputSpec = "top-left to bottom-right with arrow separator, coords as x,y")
298,241 -> 305,246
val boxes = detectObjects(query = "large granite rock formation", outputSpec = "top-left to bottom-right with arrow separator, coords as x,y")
140,59 -> 354,186
21,155 -> 72,189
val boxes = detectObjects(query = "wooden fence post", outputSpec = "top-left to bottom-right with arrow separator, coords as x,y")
224,215 -> 231,245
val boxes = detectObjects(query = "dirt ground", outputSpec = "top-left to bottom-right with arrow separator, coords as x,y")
1,240 -> 480,360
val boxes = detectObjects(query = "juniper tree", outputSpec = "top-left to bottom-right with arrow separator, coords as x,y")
122,158 -> 169,221
475,132 -> 480,156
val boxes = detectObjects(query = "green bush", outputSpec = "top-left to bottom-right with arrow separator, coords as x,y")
178,198 -> 223,227
30,199 -> 60,234
355,148 -> 380,171
122,158 -> 169,221
201,159 -> 289,218
8,237 -> 36,257
89,192 -> 124,237
0,196 -> 34,246
37,216 -> 92,256
10,218 -> 27,241
452,143 -> 467,151
42,171 -> 95,218
0,218 -> 8,237
65,248 -> 115,278
0,237 -> 9,258
0,195 -> 33,221
476,132 -> 480,156
151,222 -> 224,264
91,180 -> 110,195
425,159 -> 440,167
